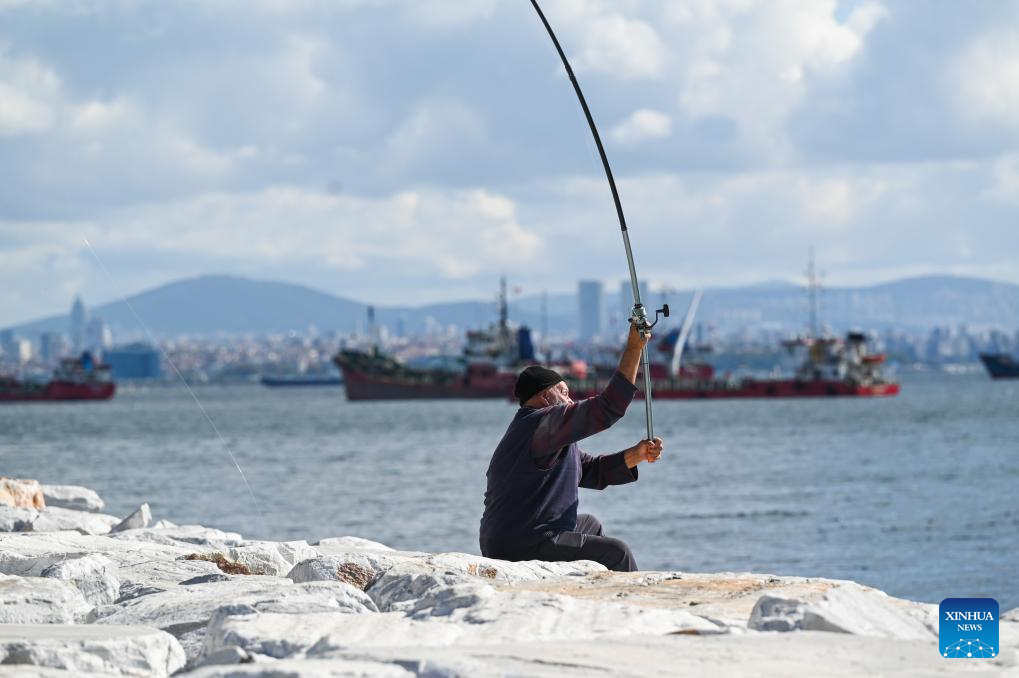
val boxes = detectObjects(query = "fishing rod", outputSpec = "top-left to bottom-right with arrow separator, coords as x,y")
528,0 -> 669,441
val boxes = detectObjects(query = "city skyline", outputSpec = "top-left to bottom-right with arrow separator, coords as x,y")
3,1 -> 1019,325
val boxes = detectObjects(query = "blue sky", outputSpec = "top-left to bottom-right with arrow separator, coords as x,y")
2,0 -> 1018,325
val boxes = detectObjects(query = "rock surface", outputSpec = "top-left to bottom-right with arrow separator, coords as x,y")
40,485 -> 105,513
31,507 -> 121,535
111,503 -> 152,533
0,574 -> 91,623
0,506 -> 37,532
40,554 -> 121,607
0,479 -> 44,510
1,481 -> 1015,677
0,624 -> 185,676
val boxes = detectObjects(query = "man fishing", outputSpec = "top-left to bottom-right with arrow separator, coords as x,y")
479,322 -> 664,572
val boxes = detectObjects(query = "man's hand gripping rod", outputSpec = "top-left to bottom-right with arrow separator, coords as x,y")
630,300 -> 670,442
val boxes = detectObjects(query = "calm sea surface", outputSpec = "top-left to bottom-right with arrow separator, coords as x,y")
2,372 -> 1016,610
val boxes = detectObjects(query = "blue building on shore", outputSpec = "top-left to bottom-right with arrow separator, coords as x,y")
104,343 -> 162,380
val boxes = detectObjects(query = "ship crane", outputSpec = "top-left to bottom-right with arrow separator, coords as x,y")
670,289 -> 704,378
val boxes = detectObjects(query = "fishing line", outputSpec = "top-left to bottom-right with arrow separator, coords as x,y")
82,238 -> 261,517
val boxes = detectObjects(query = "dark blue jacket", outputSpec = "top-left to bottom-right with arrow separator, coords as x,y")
479,371 -> 638,555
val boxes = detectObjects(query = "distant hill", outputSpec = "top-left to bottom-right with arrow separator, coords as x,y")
7,273 -> 1019,340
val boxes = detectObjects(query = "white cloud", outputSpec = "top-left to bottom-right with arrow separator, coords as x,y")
953,30 -> 1019,130
69,97 -> 135,133
0,47 -> 60,136
665,0 -> 887,157
0,81 -> 52,135
577,14 -> 667,79
15,185 -> 541,278
984,153 -> 1019,205
610,108 -> 671,144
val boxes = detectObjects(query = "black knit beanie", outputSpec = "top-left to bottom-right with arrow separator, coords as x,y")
514,365 -> 564,405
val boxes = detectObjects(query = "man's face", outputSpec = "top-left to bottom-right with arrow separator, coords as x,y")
541,381 -> 573,406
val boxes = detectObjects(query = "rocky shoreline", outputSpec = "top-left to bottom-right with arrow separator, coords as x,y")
1,478 -> 1015,676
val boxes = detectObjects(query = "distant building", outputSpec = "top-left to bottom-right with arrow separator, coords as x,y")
85,317 -> 112,354
578,280 -> 603,341
70,296 -> 88,352
104,343 -> 162,380
39,332 -> 68,364
617,279 -> 650,323
12,338 -> 32,364
0,329 -> 13,359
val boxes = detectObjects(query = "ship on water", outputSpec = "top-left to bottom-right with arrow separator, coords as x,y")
979,353 -> 1019,379
0,352 -> 116,402
335,280 -> 578,401
571,254 -> 900,400
569,330 -> 899,400
260,373 -> 344,388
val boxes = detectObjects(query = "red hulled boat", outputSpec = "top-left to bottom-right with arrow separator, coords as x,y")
570,331 -> 900,400
0,353 -> 116,402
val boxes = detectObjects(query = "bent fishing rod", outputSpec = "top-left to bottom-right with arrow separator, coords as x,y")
528,0 -> 669,441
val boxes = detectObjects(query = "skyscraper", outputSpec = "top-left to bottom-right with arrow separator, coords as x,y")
618,279 -> 650,323
39,332 -> 67,364
70,296 -> 88,352
85,317 -> 112,354
578,280 -> 603,342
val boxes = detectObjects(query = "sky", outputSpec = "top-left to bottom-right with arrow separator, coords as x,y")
2,0 -> 1019,326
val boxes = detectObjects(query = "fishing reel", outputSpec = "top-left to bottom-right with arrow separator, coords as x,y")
630,303 -> 670,338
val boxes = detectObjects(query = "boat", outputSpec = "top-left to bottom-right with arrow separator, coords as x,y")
335,279 -> 585,401
260,373 -> 343,387
979,353 -> 1019,379
570,331 -> 900,400
571,254 -> 900,400
0,352 -> 116,402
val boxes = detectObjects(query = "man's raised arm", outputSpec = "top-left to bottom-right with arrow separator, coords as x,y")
530,324 -> 648,457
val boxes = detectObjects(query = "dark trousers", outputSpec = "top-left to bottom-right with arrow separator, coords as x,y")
497,514 -> 638,572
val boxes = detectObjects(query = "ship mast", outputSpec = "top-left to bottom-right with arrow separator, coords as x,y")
807,248 -> 821,339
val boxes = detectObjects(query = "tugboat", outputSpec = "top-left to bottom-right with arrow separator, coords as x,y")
979,353 -> 1019,379
335,279 -> 585,401
0,352 -> 116,402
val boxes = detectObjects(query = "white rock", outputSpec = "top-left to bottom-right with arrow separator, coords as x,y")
0,624 -> 185,677
287,554 -> 394,590
110,525 -> 243,550
94,579 -> 377,664
150,519 -> 178,529
368,566 -> 476,613
31,507 -> 120,535
365,555 -> 605,613
206,586 -> 716,659
41,554 -> 120,607
0,532 -> 215,590
0,574 -> 91,623
423,552 -> 606,583
40,485 -> 105,513
0,507 -> 37,532
111,504 -> 152,533
0,667 -> 118,677
306,632 -> 1005,678
314,536 -> 396,553
181,658 -> 414,677
191,645 -> 251,667
226,541 -> 318,577
748,584 -> 937,640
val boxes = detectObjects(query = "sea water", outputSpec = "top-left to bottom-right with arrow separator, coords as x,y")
2,371 -> 1016,609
